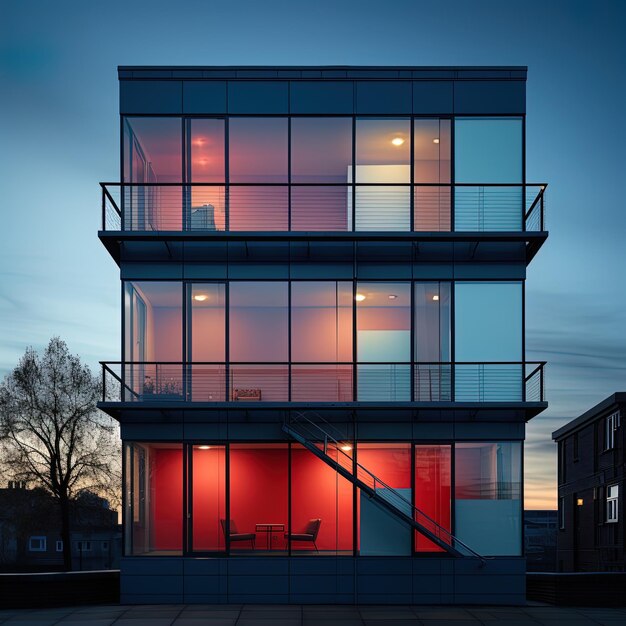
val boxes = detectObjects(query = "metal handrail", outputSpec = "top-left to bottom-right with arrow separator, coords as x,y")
287,410 -> 486,563
100,182 -> 548,233
99,361 -> 546,403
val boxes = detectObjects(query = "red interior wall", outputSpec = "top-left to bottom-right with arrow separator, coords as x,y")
230,447 -> 288,550
192,447 -> 226,551
414,445 -> 451,552
291,447 -> 353,551
357,445 -> 412,487
152,448 -> 183,550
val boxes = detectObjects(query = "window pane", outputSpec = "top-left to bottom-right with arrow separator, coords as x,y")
357,283 -> 410,401
291,186 -> 349,231
353,118 -> 410,231
124,118 -> 182,183
291,117 -> 352,183
414,119 -> 451,231
123,118 -> 183,230
229,282 -> 288,362
229,118 -> 288,183
291,443 -> 353,555
455,118 -> 522,183
189,284 -> 226,401
414,445 -> 451,552
454,118 -> 523,231
189,119 -> 225,182
192,445 -> 226,552
124,282 -> 182,401
455,442 -> 522,556
454,282 -> 522,401
355,118 -> 410,182
129,443 -> 183,555
357,443 -> 411,555
229,444 -> 288,553
229,186 -> 288,231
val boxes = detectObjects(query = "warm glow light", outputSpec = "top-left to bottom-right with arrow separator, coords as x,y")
432,295 -> 440,301
388,294 -> 398,300
198,445 -> 211,450
433,138 -> 440,144
355,293 -> 366,302
577,498 -> 584,506
391,137 -> 405,146
193,138 -> 205,146
340,445 -> 352,452
193,294 -> 208,302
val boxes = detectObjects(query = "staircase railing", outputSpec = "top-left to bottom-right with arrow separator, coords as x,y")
283,410 -> 486,565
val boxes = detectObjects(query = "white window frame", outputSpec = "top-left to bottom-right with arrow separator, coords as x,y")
28,536 -> 47,552
605,411 -> 620,451
55,540 -> 63,552
606,485 -> 619,523
75,540 -> 92,552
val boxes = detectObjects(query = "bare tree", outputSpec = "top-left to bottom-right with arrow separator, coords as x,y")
0,338 -> 120,570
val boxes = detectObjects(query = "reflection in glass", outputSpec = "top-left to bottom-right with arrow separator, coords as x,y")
455,442 -> 522,555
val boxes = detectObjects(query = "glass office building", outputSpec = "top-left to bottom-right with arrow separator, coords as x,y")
98,65 -> 548,604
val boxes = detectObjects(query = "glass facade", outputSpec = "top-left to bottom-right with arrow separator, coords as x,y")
123,441 -> 519,557
121,279 -> 525,403
118,114 -> 529,234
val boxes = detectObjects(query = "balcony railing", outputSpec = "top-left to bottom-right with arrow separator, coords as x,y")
100,183 -> 546,234
101,361 -> 545,404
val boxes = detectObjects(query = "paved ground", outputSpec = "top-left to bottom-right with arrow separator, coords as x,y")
1,604 -> 626,626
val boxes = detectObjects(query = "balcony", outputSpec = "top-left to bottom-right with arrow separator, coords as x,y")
100,360 -> 545,407
102,182 -> 546,234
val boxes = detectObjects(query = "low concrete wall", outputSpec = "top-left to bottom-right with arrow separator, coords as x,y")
0,570 -> 119,609
527,572 -> 626,606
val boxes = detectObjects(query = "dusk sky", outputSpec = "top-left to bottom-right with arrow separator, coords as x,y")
1,0 -> 625,509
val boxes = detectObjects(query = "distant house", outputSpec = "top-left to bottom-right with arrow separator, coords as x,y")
552,393 -> 625,572
524,509 -> 557,571
0,483 -> 121,572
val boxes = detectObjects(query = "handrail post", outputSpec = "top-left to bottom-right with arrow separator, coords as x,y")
102,363 -> 106,402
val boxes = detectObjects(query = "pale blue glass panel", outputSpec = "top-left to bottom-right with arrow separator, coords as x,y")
454,282 -> 522,401
455,442 -> 522,556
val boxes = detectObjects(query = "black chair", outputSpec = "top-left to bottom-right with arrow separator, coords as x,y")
285,518 -> 322,552
220,519 -> 255,549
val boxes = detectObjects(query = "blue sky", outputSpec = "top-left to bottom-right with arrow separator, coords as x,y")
1,0 -> 625,507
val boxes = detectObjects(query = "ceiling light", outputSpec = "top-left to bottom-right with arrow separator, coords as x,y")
193,294 -> 208,302
433,138 -> 440,144
340,445 -> 352,452
355,293 -> 366,302
193,138 -> 205,146
432,295 -> 439,301
198,445 -> 211,450
577,498 -> 584,506
388,294 -> 398,300
391,137 -> 405,146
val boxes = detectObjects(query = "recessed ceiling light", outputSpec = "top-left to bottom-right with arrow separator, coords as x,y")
193,294 -> 208,302
391,137 -> 405,146
197,445 -> 211,450
432,295 -> 440,301
340,444 -> 352,452
433,138 -> 440,144
355,293 -> 366,302
388,294 -> 398,300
